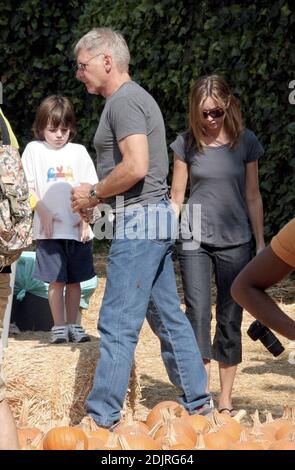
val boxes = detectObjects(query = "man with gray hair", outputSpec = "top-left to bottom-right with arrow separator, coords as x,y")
71,27 -> 212,429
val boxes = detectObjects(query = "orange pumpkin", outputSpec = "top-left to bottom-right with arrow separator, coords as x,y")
17,428 -> 43,449
43,426 -> 88,450
146,401 -> 188,430
115,412 -> 149,435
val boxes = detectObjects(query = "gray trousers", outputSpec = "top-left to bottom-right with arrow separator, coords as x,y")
177,241 -> 252,365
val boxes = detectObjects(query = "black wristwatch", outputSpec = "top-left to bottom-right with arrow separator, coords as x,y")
88,185 -> 98,200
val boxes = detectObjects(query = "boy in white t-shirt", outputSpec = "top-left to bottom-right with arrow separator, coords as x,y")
22,96 -> 98,344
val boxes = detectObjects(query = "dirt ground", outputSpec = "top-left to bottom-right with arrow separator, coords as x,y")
4,253 -> 295,426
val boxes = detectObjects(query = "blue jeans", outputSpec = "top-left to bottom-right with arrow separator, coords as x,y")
87,198 -> 211,427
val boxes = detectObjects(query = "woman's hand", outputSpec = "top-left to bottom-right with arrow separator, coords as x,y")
256,244 -> 266,255
170,200 -> 181,218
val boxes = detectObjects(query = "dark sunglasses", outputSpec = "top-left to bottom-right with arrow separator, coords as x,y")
202,107 -> 225,119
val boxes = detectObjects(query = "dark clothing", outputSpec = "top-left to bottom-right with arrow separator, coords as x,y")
34,239 -> 95,283
170,129 -> 264,247
171,128 -> 263,364
177,240 -> 252,365
1,266 -> 11,273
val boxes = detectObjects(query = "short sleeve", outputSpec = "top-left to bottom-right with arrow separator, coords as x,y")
244,129 -> 264,163
271,218 -> 295,268
170,133 -> 187,161
108,96 -> 147,142
80,146 -> 99,185
21,143 -> 36,191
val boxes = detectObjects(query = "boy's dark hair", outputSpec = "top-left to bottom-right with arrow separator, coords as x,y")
33,95 -> 77,140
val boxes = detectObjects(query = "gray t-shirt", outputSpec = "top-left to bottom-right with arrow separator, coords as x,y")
170,129 -> 264,247
94,81 -> 168,209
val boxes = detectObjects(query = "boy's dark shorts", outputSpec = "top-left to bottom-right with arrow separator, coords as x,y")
34,239 -> 96,284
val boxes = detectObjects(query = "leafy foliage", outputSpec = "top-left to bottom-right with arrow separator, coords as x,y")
0,0 -> 294,238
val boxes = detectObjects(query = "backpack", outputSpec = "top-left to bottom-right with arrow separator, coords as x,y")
0,144 -> 33,270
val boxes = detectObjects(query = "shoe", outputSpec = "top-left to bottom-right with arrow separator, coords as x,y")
50,325 -> 69,344
108,421 -> 120,432
68,324 -> 90,343
9,323 -> 21,335
80,415 -> 119,432
191,402 -> 214,417
218,408 -> 237,417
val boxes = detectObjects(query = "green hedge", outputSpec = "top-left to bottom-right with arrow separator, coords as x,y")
1,0 -> 294,239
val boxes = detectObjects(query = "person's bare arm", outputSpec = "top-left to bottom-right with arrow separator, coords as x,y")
98,133 -> 149,197
0,400 -> 19,450
170,155 -> 188,217
71,134 -> 148,212
245,161 -> 265,253
231,246 -> 295,340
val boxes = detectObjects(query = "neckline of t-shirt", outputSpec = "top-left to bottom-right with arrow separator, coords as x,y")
41,140 -> 68,151
107,80 -> 134,101
202,142 -> 229,150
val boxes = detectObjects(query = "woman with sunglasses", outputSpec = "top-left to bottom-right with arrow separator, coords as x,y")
170,74 -> 265,416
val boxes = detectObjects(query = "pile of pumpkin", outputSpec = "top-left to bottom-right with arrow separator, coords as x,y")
17,401 -> 295,450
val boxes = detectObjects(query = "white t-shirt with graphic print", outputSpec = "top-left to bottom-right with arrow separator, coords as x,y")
22,140 -> 98,241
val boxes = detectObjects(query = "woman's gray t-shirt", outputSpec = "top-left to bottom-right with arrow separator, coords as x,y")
170,129 -> 264,247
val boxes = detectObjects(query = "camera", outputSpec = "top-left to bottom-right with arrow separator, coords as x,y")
247,320 -> 285,357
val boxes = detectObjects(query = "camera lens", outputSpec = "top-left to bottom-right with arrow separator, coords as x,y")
259,329 -> 285,357
247,320 -> 285,357
247,320 -> 263,341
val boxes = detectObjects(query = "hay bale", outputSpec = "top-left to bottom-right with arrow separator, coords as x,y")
3,332 -> 141,427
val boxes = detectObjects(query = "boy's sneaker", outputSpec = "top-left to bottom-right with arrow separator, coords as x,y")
68,324 -> 90,343
50,325 -> 69,344
9,323 -> 21,335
